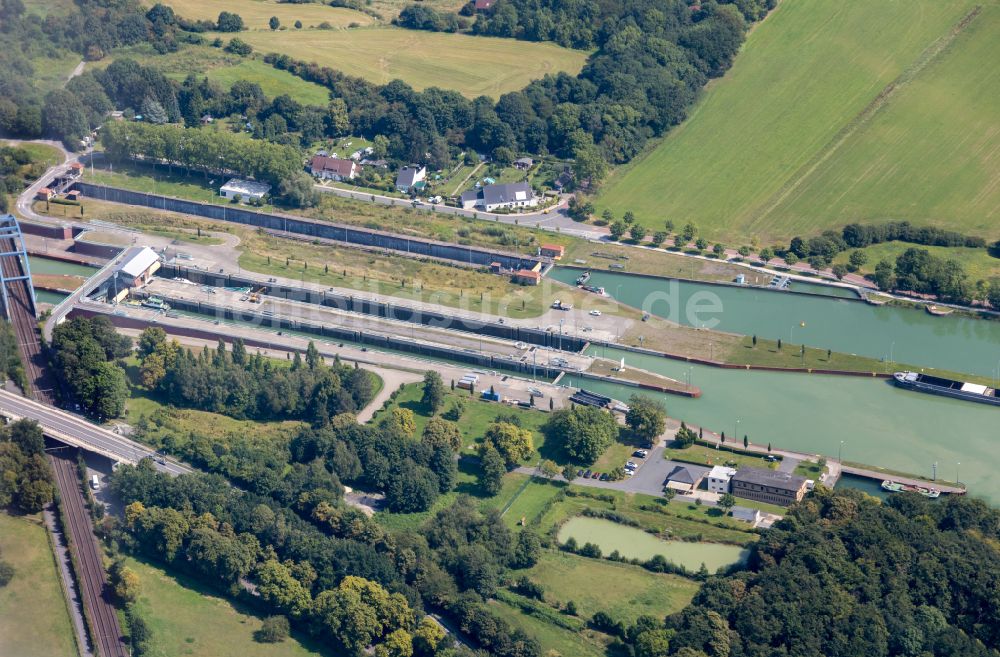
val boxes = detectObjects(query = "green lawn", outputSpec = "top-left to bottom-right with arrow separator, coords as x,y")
202,59 -> 332,106
231,26 -> 589,99
663,443 -> 778,472
10,142 -> 64,169
596,0 -> 992,243
124,556 -> 328,657
520,550 -> 699,625
30,50 -> 81,95
0,513 -> 78,657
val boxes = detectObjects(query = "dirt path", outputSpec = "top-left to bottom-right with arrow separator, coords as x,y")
356,366 -> 423,423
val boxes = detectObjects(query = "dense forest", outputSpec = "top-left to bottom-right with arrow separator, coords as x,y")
602,488 -> 1000,657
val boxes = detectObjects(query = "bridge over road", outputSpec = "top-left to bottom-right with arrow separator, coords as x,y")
0,389 -> 190,475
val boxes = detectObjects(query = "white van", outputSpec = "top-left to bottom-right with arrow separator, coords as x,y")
90,475 -> 100,491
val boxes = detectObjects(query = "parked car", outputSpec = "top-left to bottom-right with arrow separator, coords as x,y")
764,455 -> 778,462
591,471 -> 601,479
626,461 -> 638,469
583,470 -> 592,478
599,473 -> 609,481
589,310 -> 602,316
577,469 -> 585,477
633,449 -> 649,458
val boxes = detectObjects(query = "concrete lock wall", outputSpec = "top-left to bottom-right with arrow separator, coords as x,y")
133,292 -> 562,379
158,264 -> 588,352
71,240 -> 123,259
73,182 -> 543,271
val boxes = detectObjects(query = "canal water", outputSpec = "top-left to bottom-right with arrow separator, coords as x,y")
564,346 -> 998,503
28,255 -> 97,278
557,516 -> 748,572
550,267 -> 1000,378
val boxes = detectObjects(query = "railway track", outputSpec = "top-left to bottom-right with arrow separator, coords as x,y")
0,231 -> 127,657
50,454 -> 127,657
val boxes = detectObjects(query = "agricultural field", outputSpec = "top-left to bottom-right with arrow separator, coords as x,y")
124,556 -> 328,657
596,0 -> 994,243
229,26 -> 589,98
153,0 -> 373,30
489,597 -> 608,657
0,513 -> 78,657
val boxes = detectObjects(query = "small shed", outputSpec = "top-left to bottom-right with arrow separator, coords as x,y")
664,466 -> 701,493
512,269 -> 541,286
514,157 -> 534,170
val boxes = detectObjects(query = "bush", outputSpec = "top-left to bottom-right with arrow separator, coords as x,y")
256,615 -> 290,643
0,559 -> 14,587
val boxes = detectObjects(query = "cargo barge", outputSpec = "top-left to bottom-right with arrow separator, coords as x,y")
892,371 -> 999,406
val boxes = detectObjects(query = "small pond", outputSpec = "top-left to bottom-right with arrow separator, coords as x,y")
557,516 -> 749,572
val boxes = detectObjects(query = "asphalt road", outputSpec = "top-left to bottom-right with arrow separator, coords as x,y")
0,389 -> 189,475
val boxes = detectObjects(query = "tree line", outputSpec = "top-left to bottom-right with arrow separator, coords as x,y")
0,419 -> 54,514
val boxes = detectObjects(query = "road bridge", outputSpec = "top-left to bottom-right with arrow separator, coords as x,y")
0,389 -> 190,475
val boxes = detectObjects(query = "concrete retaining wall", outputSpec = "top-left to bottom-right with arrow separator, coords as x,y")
128,292 -> 564,379
158,264 -> 588,352
71,240 -> 122,259
20,221 -> 73,240
72,182 -> 544,271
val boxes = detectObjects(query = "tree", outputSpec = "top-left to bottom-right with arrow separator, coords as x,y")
718,493 -> 736,513
682,223 -> 697,242
695,237 -> 708,251
538,459 -> 559,479
0,560 -> 13,587
8,419 -> 44,456
268,16 -> 280,30
412,617 -> 446,657
674,422 -> 697,448
743,435 -> 749,449
278,172 -> 319,208
625,395 -> 667,446
713,243 -> 725,257
623,210 -> 635,223
609,221 -> 627,241
651,231 -> 667,247
217,11 -> 244,31
759,247 -> 773,263
421,417 -> 461,451
483,422 -> 533,467
140,96 -> 168,124
873,259 -> 896,291
383,408 -> 416,436
832,264 -> 848,280
561,465 -> 576,482
421,370 -> 445,413
544,406 -> 618,465
783,252 -> 799,266
294,19 -> 302,28
92,361 -> 129,419
42,90 -> 89,146
512,530 -> 541,568
630,224 -> 647,242
635,629 -> 674,657
479,446 -> 506,495
256,559 -> 311,619
109,560 -> 140,603
257,615 -> 290,643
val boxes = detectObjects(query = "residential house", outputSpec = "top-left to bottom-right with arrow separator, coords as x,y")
512,269 -> 541,286
514,157 -> 533,170
460,182 -> 538,212
310,154 -> 361,181
553,170 -> 573,191
200,114 -> 214,125
36,188 -> 54,201
395,165 -> 427,193
539,244 -> 564,260
664,465 -> 702,493
706,465 -> 737,494
730,467 -> 808,507
220,179 -> 271,202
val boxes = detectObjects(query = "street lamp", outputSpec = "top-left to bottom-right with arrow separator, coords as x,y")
734,419 -> 740,443
838,440 -> 845,463
956,462 -> 961,485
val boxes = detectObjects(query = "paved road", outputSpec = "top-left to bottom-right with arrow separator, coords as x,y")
0,389 -> 189,475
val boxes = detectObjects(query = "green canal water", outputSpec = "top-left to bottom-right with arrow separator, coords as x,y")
557,516 -> 748,572
564,346 -> 999,502
550,267 -> 1000,378
28,255 -> 97,278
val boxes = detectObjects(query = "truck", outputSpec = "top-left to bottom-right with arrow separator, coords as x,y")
90,474 -> 100,491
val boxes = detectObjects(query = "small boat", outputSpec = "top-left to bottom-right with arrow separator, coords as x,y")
881,480 -> 941,499
576,271 -> 591,285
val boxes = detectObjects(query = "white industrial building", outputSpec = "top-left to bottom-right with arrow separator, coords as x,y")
220,178 -> 271,202
706,465 -> 738,494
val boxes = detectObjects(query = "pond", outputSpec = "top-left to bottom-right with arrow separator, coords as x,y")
557,516 -> 749,572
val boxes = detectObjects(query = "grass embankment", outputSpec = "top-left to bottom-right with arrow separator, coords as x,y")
0,512 -> 78,657
231,26 -> 589,99
124,556 -> 327,657
663,442 -> 778,473
155,0 -> 373,30
596,0 -> 994,243
562,240 -> 770,284
832,241 -> 1000,281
